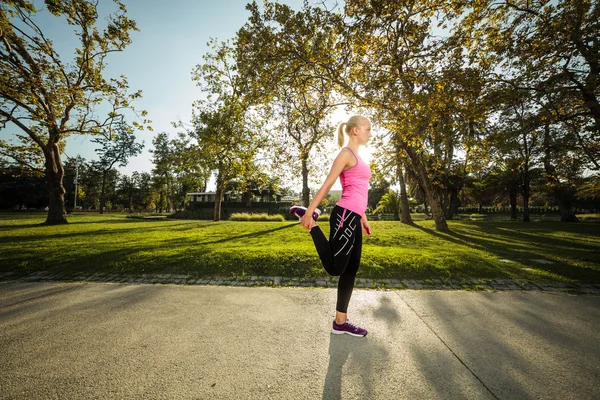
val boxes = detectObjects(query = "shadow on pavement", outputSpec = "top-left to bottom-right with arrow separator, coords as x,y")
322,295 -> 398,399
407,292 -> 600,399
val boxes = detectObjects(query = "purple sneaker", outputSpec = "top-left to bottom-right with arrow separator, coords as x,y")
332,319 -> 368,337
289,206 -> 320,221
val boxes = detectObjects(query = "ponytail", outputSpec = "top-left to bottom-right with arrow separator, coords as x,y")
337,122 -> 347,148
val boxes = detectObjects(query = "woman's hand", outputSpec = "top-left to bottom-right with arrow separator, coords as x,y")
300,212 -> 316,231
361,217 -> 372,237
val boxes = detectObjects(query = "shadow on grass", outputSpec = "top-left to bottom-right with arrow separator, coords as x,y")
199,223 -> 297,245
0,221 -> 200,245
410,221 -> 600,282
0,223 -> 303,278
0,215 -> 191,232
0,223 -> 43,231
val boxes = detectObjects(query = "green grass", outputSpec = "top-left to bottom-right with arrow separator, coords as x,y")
1,212 -> 599,283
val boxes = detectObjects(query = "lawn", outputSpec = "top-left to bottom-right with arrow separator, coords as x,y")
1,212 -> 599,283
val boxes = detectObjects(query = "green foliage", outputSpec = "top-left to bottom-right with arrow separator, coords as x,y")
234,0 -> 599,230
577,176 -> 600,200
373,190 -> 402,220
190,40 -> 267,220
236,2 -> 341,205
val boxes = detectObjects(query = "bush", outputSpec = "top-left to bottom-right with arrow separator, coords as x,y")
318,214 -> 330,222
230,213 -> 285,222
578,214 -> 600,222
470,213 -> 488,220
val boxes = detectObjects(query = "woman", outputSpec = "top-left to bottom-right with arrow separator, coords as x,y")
290,115 -> 372,337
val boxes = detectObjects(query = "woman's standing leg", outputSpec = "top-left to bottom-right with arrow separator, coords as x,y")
331,227 -> 367,336
335,226 -> 362,323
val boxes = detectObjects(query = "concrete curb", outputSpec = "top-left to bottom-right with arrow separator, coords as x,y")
1,271 -> 599,294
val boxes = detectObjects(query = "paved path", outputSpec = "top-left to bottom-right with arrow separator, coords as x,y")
1,282 -> 599,399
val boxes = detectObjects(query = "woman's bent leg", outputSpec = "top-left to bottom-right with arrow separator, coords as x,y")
309,226 -> 333,269
309,206 -> 360,276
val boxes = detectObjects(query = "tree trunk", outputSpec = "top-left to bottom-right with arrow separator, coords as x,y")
522,181 -> 530,222
509,188 -> 518,220
243,192 -> 252,207
165,173 -> 172,212
402,144 -> 449,231
99,170 -> 107,214
557,190 -> 579,222
447,189 -> 459,220
521,131 -> 531,222
543,124 -> 579,222
214,185 -> 224,221
301,155 -> 310,207
397,163 -> 413,224
213,171 -> 226,221
157,191 -> 164,213
44,143 -> 68,225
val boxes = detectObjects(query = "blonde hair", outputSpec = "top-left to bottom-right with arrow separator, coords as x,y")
337,115 -> 369,148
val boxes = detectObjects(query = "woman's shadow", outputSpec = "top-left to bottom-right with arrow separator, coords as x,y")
322,297 -> 398,399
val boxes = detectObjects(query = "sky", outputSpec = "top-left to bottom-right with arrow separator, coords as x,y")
2,0 -> 370,191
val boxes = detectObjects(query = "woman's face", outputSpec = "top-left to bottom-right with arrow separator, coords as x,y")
355,119 -> 372,145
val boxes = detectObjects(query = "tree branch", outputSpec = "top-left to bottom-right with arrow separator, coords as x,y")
0,108 -> 44,148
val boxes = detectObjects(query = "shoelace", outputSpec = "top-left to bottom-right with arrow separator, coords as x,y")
344,320 -> 359,330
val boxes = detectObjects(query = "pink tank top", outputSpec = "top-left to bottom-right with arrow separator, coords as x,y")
336,147 -> 372,216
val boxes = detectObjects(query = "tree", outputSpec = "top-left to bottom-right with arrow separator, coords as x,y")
455,0 -> 600,135
191,40 -> 265,221
91,121 -> 143,214
373,190 -> 402,221
367,160 -> 391,214
453,0 -> 600,215
77,161 -> 101,210
117,174 -> 136,211
337,0 -> 487,231
577,175 -> 600,200
169,132 -> 211,211
540,122 -> 581,222
0,0 -> 150,224
62,155 -> 85,210
131,171 -> 153,211
150,132 -> 175,212
191,101 -> 262,221
236,2 -> 343,207
487,87 -> 543,222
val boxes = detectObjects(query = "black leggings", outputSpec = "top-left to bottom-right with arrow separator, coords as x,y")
310,205 -> 362,313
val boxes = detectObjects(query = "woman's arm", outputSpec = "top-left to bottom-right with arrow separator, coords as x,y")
300,149 -> 353,230
360,214 -> 372,236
